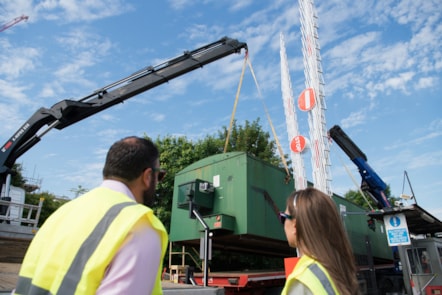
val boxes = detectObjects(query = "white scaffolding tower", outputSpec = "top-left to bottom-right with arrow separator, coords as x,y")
299,0 -> 332,195
280,32 -> 307,190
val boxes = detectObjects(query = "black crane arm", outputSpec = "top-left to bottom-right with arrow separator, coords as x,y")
0,37 -> 247,183
328,125 -> 367,161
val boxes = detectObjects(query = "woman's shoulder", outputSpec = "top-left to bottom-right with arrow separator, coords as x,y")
287,280 -> 314,295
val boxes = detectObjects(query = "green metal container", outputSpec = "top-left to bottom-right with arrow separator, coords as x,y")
170,152 -> 294,257
332,194 -> 394,265
169,151 -> 394,263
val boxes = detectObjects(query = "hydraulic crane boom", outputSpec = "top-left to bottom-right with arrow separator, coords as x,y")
328,125 -> 391,209
0,37 -> 247,186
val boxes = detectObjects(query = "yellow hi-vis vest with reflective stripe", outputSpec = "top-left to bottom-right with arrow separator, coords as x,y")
15,187 -> 168,295
281,255 -> 339,295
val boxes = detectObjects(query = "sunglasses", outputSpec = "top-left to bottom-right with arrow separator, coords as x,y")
279,212 -> 293,225
152,167 -> 166,182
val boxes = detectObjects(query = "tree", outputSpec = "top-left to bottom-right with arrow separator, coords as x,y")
344,185 -> 399,210
10,163 -> 26,187
218,118 -> 281,166
70,185 -> 89,198
152,135 -> 201,231
25,191 -> 69,227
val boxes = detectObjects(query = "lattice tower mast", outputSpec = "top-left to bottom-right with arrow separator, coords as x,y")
280,33 -> 307,190
299,0 -> 332,195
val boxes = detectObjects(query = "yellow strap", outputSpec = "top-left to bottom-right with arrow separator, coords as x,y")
246,57 -> 291,181
224,51 -> 248,153
223,52 -> 291,182
330,141 -> 374,210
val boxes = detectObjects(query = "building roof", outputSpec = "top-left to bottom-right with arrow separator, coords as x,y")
369,204 -> 442,236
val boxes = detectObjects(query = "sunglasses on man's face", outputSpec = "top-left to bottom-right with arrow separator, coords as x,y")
279,212 -> 293,225
152,167 -> 166,182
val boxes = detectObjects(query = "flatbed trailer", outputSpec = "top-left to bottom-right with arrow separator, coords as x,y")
192,270 -> 286,294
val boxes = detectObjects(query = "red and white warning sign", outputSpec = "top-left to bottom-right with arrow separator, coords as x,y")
298,88 -> 316,111
290,135 -> 308,153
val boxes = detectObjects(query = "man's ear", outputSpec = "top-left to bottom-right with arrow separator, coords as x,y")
142,168 -> 153,186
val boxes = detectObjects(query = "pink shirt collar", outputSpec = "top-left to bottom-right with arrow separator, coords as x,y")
100,179 -> 136,202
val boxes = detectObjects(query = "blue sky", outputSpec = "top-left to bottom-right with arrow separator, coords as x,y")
1,0 -> 441,220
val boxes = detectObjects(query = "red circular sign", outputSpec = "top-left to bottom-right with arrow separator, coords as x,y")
290,135 -> 307,153
298,88 -> 316,111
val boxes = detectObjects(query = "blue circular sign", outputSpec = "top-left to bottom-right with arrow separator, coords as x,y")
389,216 -> 401,227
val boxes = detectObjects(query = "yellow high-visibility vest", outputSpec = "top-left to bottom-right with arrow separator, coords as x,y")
15,187 -> 168,295
281,255 -> 339,295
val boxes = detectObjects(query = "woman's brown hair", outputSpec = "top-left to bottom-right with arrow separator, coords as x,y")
287,187 -> 360,295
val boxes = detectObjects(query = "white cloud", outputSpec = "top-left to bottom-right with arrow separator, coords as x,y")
429,118 -> 442,131
230,0 -> 253,12
0,103 -> 24,137
167,0 -> 191,10
382,72 -> 415,94
51,30 -> 113,89
39,81 -> 65,99
390,0 -> 439,30
326,32 -> 379,69
0,39 -> 40,79
0,80 -> 31,105
151,113 -> 165,122
34,0 -> 133,22
414,77 -> 435,89
340,111 -> 366,129
407,150 -> 442,169
99,114 -> 117,122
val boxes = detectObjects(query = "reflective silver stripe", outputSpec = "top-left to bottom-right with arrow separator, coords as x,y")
16,201 -> 137,295
58,201 -> 137,294
308,264 -> 336,295
15,276 -> 52,295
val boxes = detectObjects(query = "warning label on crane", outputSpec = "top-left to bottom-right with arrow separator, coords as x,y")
383,213 -> 411,246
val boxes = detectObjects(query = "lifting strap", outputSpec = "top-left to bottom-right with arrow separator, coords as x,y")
223,51 -> 291,182
246,56 -> 291,181
223,51 -> 248,153
329,139 -> 374,210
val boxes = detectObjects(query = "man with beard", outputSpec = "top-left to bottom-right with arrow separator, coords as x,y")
14,136 -> 168,295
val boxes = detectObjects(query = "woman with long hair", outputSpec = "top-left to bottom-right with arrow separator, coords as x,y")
280,187 -> 360,295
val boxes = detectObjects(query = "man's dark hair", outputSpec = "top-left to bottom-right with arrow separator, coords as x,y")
103,136 -> 159,181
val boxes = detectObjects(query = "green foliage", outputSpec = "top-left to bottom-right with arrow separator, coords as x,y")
151,135 -> 201,231
10,163 -> 26,187
6,163 -> 68,227
25,191 -> 69,227
70,185 -> 89,198
218,118 -> 281,166
344,185 -> 399,210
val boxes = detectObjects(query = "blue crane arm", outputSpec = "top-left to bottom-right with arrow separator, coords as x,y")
328,125 -> 391,209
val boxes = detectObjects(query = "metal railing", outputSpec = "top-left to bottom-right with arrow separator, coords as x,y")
0,198 -> 44,229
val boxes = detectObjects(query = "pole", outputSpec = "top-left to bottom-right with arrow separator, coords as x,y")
192,207 -> 210,287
